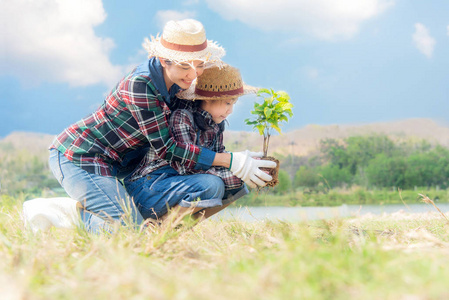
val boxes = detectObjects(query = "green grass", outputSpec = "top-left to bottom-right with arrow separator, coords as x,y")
239,187 -> 449,207
2,195 -> 449,299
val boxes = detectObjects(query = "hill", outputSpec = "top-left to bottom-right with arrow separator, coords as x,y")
0,132 -> 55,155
224,118 -> 449,157
2,118 -> 449,157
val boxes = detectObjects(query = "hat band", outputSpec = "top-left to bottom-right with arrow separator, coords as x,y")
195,86 -> 244,97
161,38 -> 208,52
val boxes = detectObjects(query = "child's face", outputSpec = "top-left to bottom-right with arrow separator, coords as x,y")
201,97 -> 238,124
160,59 -> 205,90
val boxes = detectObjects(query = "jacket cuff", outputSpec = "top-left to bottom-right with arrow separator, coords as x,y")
194,147 -> 215,171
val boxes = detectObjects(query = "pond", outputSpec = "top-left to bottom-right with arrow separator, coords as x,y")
213,203 -> 449,222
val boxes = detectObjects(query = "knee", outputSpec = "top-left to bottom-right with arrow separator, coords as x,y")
204,175 -> 225,199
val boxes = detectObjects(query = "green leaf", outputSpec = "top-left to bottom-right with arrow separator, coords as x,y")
279,115 -> 288,122
256,104 -> 265,111
277,91 -> 291,101
274,105 -> 284,113
279,102 -> 293,110
256,124 -> 265,136
272,124 -> 282,134
268,116 -> 279,124
264,107 -> 273,118
257,88 -> 271,97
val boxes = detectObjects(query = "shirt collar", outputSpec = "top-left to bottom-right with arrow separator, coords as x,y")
196,106 -> 216,127
147,57 -> 181,105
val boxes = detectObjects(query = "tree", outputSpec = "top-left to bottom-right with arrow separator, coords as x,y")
320,135 -> 397,176
294,166 -> 319,188
319,138 -> 347,168
317,164 -> 352,188
404,146 -> 449,188
365,154 -> 407,188
245,89 -> 293,157
274,170 -> 292,194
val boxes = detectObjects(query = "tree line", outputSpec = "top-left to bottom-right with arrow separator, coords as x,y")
2,134 -> 448,197
272,134 -> 449,194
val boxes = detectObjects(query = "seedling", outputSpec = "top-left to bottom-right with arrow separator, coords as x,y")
245,88 -> 293,186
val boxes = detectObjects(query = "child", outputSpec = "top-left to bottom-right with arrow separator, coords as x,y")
171,64 -> 258,192
124,64 -> 262,220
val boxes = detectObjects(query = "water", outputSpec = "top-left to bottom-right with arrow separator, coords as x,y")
213,203 -> 449,222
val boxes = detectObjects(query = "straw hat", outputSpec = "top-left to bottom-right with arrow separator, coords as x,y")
143,19 -> 225,64
177,64 -> 259,100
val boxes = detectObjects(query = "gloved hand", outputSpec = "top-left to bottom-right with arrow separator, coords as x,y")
230,150 -> 277,188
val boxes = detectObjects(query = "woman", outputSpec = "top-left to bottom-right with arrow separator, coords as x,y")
48,19 -> 275,232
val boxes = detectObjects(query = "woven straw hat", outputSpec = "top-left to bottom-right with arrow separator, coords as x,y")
177,64 -> 259,100
143,19 -> 225,64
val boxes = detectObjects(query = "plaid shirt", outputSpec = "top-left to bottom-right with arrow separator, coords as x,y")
167,107 -> 243,190
50,58 -> 215,177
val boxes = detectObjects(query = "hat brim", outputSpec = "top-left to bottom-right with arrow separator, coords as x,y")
143,37 -> 225,63
177,83 -> 259,101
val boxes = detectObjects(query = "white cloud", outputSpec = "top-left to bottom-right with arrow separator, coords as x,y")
0,0 -> 123,87
204,0 -> 394,41
155,10 -> 197,30
412,23 -> 435,58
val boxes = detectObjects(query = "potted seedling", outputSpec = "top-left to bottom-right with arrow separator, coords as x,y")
245,88 -> 293,187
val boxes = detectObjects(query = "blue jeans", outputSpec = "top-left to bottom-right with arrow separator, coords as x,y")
125,165 -> 248,220
48,149 -> 143,232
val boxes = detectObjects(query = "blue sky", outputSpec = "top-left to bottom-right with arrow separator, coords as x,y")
1,0 -> 448,138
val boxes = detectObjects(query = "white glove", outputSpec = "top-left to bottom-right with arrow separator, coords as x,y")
230,150 -> 277,188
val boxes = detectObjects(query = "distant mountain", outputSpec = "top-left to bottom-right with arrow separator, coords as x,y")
2,118 -> 449,157
0,132 -> 55,154
224,118 -> 449,157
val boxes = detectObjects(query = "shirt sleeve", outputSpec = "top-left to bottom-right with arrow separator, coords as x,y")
121,76 -> 215,171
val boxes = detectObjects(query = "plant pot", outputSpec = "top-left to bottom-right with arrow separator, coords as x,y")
261,156 -> 280,187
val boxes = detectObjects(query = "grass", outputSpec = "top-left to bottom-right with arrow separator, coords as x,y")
2,194 -> 449,299
239,187 -> 449,207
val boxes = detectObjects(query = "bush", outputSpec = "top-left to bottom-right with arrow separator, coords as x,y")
294,166 -> 320,188
365,154 -> 407,188
317,164 -> 352,188
274,170 -> 292,194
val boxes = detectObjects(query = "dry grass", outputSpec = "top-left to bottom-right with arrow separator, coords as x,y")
2,196 -> 449,299
419,193 -> 449,224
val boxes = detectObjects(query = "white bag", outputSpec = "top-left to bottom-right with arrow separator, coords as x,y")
22,197 -> 82,233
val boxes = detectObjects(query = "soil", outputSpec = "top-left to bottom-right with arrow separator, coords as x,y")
261,156 -> 280,187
